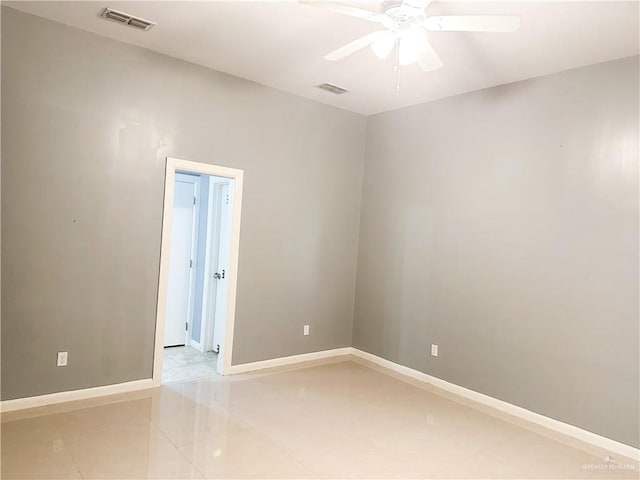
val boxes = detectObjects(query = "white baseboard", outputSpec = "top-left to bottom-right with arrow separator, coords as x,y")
228,347 -> 353,374
2,346 -> 637,463
350,348 -> 640,462
0,378 -> 154,413
1,347 -> 353,413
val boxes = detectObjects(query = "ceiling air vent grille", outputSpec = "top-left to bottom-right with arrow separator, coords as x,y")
100,8 -> 156,31
316,83 -> 350,95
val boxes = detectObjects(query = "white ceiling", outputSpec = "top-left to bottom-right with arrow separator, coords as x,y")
6,1 -> 639,115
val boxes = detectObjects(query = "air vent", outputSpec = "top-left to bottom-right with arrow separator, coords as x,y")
100,8 -> 156,31
316,83 -> 350,95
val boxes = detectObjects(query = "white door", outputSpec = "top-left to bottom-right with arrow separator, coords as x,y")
165,176 -> 198,347
212,183 -> 231,352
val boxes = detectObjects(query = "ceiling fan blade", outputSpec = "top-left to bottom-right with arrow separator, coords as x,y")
300,1 -> 384,23
425,15 -> 521,33
325,31 -> 387,61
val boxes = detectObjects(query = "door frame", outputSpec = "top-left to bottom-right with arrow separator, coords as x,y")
199,178 -> 230,353
153,157 -> 244,384
191,177 -> 217,352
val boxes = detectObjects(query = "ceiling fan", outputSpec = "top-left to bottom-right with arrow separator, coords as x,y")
304,0 -> 521,83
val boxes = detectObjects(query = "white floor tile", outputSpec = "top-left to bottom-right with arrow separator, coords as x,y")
2,358 -> 637,480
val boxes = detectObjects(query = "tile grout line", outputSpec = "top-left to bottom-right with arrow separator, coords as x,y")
46,410 -> 87,480
154,423 -> 208,480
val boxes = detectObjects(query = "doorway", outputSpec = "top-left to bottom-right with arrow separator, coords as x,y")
153,158 -> 243,385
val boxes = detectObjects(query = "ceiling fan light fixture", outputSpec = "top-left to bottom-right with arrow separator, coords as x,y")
372,28 -> 429,66
371,31 -> 396,60
398,42 -> 418,65
399,28 -> 429,65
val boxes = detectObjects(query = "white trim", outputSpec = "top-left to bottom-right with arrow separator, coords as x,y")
213,182 -> 234,373
198,176 -> 230,351
218,177 -> 242,376
350,348 -> 640,461
228,348 -> 353,374
2,344 -> 637,462
154,158 -> 244,385
0,379 -> 153,413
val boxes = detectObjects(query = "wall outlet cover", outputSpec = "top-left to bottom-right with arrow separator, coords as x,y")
303,325 -> 310,336
431,344 -> 438,357
57,351 -> 68,367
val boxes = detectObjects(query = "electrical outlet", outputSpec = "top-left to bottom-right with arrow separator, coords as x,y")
431,344 -> 438,357
303,325 -> 310,336
57,351 -> 68,367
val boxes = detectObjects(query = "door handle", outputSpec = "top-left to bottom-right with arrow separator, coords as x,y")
214,269 -> 225,280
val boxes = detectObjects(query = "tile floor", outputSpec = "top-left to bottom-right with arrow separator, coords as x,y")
162,346 -> 218,383
1,357 -> 638,479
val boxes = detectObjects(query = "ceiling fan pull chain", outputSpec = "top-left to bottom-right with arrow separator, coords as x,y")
393,38 -> 400,72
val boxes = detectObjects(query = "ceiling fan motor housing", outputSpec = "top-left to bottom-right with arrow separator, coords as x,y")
380,0 -> 427,30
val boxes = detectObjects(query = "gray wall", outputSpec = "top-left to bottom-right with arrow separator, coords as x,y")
2,5 -> 638,451
1,8 -> 365,400
353,56 -> 639,448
